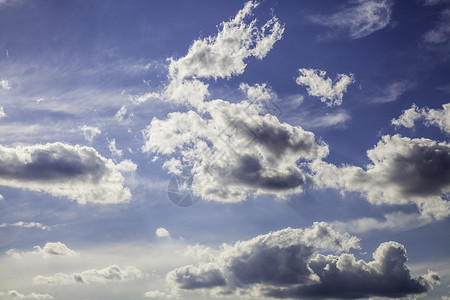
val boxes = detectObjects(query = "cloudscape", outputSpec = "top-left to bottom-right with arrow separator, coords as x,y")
0,1 -> 449,299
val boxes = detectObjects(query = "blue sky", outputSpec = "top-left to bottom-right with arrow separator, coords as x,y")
0,0 -> 449,299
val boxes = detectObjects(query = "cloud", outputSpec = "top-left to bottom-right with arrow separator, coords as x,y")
108,138 -> 123,157
311,0 -> 393,39
0,221 -> 50,231
422,7 -> 450,57
128,91 -> 160,104
372,81 -> 411,103
0,290 -> 53,299
392,102 -> 450,133
80,125 -> 101,142
6,242 -> 78,258
33,265 -> 143,285
166,223 -> 438,299
295,68 -> 354,106
0,142 -> 133,204
0,106 -> 6,118
155,227 -> 170,238
311,135 -> 450,221
0,79 -> 11,90
143,290 -> 174,299
143,96 -> 328,203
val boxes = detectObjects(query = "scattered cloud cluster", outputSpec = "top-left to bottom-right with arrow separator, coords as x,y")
166,222 -> 439,299
0,221 -> 50,231
80,125 -> 101,142
6,242 -> 78,259
295,68 -> 354,106
108,138 -> 123,157
311,0 -> 393,39
392,102 -> 450,133
0,143 -> 135,204
0,290 -> 53,299
33,265 -> 143,285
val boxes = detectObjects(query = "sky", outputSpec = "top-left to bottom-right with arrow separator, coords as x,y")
0,0 -> 449,299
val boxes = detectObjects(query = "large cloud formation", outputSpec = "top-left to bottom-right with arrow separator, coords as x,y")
166,223 -> 439,299
0,143 -> 135,204
311,134 -> 450,221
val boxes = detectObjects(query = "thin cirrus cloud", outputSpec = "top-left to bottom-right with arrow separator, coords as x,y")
310,0 -> 393,39
295,68 -> 355,106
392,102 -> 450,133
33,265 -> 143,285
0,221 -> 50,231
371,81 -> 412,103
165,222 -> 440,299
0,142 -> 136,204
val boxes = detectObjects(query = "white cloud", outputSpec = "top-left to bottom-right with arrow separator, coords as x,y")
155,227 -> 170,238
80,125 -> 101,142
423,8 -> 450,44
372,81 -> 411,103
0,290 -> 53,299
0,106 -> 6,118
0,221 -> 50,231
0,142 -> 132,204
114,105 -> 134,121
311,135 -> 450,221
0,79 -> 11,90
33,265 -> 143,285
311,0 -> 393,39
166,223 -> 438,299
128,91 -> 160,104
392,102 -> 450,133
108,138 -> 123,157
7,242 -> 78,258
143,290 -> 174,299
295,68 -> 354,106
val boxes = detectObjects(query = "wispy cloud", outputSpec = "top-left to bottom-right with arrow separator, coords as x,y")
0,221 -> 50,231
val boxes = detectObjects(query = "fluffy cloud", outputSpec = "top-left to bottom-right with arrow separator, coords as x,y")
295,68 -> 354,106
143,96 -> 328,202
33,265 -> 143,285
80,125 -> 101,142
0,106 -> 6,118
392,103 -> 450,133
0,79 -> 11,90
108,138 -> 123,157
0,221 -> 50,231
167,223 -> 438,299
7,242 -> 78,259
155,227 -> 170,238
0,290 -> 53,299
0,142 -> 133,204
311,135 -> 450,221
143,290 -> 174,299
311,0 -> 393,39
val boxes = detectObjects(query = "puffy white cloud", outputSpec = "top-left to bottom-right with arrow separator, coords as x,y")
296,68 -> 354,106
311,135 -> 450,221
0,221 -> 50,231
143,98 -> 328,203
311,0 -> 393,39
108,138 -> 123,157
0,106 -> 6,118
80,125 -> 101,142
0,79 -> 11,90
143,290 -> 174,299
155,227 -> 170,238
7,242 -> 78,258
33,265 -> 143,285
392,102 -> 450,133
0,142 -> 133,204
0,290 -> 53,299
167,223 -> 438,299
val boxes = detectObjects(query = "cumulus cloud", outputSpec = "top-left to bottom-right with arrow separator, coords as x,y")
143,97 -> 328,203
311,135 -> 450,221
311,0 -> 393,39
0,221 -> 50,231
295,68 -> 354,106
33,265 -> 143,285
392,102 -> 450,133
108,138 -> 123,157
7,242 -> 78,259
0,290 -> 53,299
0,142 -> 133,204
166,223 -> 438,299
155,227 -> 170,238
0,106 -> 6,118
80,125 -> 101,142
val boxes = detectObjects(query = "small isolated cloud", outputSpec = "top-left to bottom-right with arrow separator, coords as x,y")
0,142 -> 133,204
114,105 -> 134,121
372,81 -> 411,103
7,242 -> 78,258
33,265 -> 143,285
166,222 -> 438,299
108,138 -> 123,157
0,106 -> 6,118
155,227 -> 170,238
312,134 -> 450,222
0,79 -> 11,90
311,0 -> 393,39
80,125 -> 101,142
0,221 -> 50,231
296,68 -> 354,106
392,102 -> 450,133
0,290 -> 53,299
422,7 -> 450,58
143,290 -> 174,299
